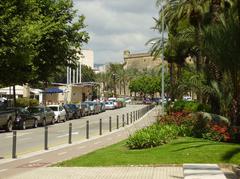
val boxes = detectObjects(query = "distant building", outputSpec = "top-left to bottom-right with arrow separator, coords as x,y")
77,49 -> 94,69
123,50 -> 164,70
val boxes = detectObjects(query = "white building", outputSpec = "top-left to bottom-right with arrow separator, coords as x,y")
77,49 -> 94,69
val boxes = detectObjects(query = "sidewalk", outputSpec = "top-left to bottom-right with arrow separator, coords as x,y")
0,106 -> 237,179
0,106 -> 158,178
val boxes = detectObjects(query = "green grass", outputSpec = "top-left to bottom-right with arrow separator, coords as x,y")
57,137 -> 240,166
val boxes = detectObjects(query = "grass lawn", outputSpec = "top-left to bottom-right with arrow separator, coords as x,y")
57,137 -> 240,167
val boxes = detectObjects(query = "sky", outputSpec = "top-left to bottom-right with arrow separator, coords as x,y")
73,0 -> 159,64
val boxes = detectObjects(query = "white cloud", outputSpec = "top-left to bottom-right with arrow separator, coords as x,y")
73,0 -> 159,64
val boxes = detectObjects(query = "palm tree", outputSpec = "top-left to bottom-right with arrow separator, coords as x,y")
156,0 -> 209,71
203,13 -> 240,124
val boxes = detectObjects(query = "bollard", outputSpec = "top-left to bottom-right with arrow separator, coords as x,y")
44,126 -> 48,150
99,119 -> 102,135
117,115 -> 119,129
109,116 -> 112,132
12,131 -> 17,159
122,114 -> 125,127
130,112 -> 132,123
68,123 -> 72,144
86,120 -> 89,139
133,111 -> 135,122
127,113 -> 129,125
138,110 -> 140,119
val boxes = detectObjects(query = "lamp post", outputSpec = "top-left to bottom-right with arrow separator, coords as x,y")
112,73 -> 116,97
161,0 -> 165,115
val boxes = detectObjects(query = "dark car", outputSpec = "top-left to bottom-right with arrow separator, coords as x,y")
63,104 -> 75,120
77,103 -> 90,117
14,108 -> 38,130
65,104 -> 81,119
28,106 -> 55,126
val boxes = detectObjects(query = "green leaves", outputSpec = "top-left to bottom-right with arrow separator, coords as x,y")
0,0 -> 89,86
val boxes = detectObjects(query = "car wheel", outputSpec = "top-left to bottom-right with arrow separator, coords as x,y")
6,119 -> 13,132
33,119 -> 38,128
51,117 -> 55,125
42,119 -> 46,126
57,116 -> 60,123
21,121 -> 26,130
63,116 -> 67,122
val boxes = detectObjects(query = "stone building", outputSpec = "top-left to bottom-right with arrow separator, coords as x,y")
123,50 -> 164,71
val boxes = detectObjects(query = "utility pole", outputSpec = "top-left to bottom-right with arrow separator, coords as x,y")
161,0 -> 165,115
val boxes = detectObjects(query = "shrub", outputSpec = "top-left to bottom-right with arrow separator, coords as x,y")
202,124 -> 231,142
16,98 -> 39,107
171,100 -> 211,113
126,124 -> 180,149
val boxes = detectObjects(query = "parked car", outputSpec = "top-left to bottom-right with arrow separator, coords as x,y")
100,102 -> 106,112
108,98 -> 118,108
28,106 -> 55,126
47,105 -> 67,123
77,103 -> 90,116
84,101 -> 97,114
0,100 -> 15,132
63,105 -> 74,120
125,97 -> 132,104
14,107 -> 38,130
105,101 -> 115,110
64,104 -> 81,119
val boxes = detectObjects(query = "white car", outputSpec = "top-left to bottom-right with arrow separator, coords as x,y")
183,96 -> 192,101
47,105 -> 67,123
105,101 -> 115,110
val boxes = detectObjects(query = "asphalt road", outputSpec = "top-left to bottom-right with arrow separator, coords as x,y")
0,104 -> 145,159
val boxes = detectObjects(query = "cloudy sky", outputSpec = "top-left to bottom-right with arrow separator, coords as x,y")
73,0 -> 159,64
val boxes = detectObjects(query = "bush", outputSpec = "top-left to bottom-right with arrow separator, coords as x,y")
126,124 -> 180,149
16,98 -> 39,107
171,100 -> 211,113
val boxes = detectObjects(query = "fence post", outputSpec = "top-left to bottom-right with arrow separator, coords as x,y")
12,131 -> 17,159
44,126 -> 48,150
117,115 -> 119,129
122,114 -> 125,127
99,119 -> 102,135
69,123 -> 72,144
109,116 -> 112,132
86,120 -> 89,139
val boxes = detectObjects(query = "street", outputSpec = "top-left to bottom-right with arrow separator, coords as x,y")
0,104 -> 145,159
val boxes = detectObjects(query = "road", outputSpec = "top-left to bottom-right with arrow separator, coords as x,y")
0,104 -> 145,159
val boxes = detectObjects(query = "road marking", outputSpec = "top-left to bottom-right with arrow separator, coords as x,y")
94,141 -> 101,145
78,146 -> 86,149
19,137 -> 32,142
0,169 -> 8,173
5,132 -> 32,139
29,159 -> 42,163
57,132 -> 79,138
58,152 -> 67,156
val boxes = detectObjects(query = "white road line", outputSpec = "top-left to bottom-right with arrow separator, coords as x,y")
19,137 -> 32,142
78,146 -> 86,149
29,159 -> 42,163
57,132 -> 79,138
58,152 -> 67,156
94,141 -> 101,145
0,169 -> 8,173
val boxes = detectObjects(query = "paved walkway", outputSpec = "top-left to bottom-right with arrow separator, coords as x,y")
0,106 -> 237,179
10,167 -> 183,179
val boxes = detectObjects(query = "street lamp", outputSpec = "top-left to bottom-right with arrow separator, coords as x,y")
161,0 -> 165,115
112,73 -> 116,97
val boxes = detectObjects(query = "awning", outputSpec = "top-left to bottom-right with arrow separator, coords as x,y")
43,88 -> 64,93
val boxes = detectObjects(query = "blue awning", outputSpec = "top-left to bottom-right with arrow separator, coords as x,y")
44,88 -> 64,93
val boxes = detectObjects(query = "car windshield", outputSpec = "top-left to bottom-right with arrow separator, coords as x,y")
28,107 -> 42,113
49,106 -> 58,111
